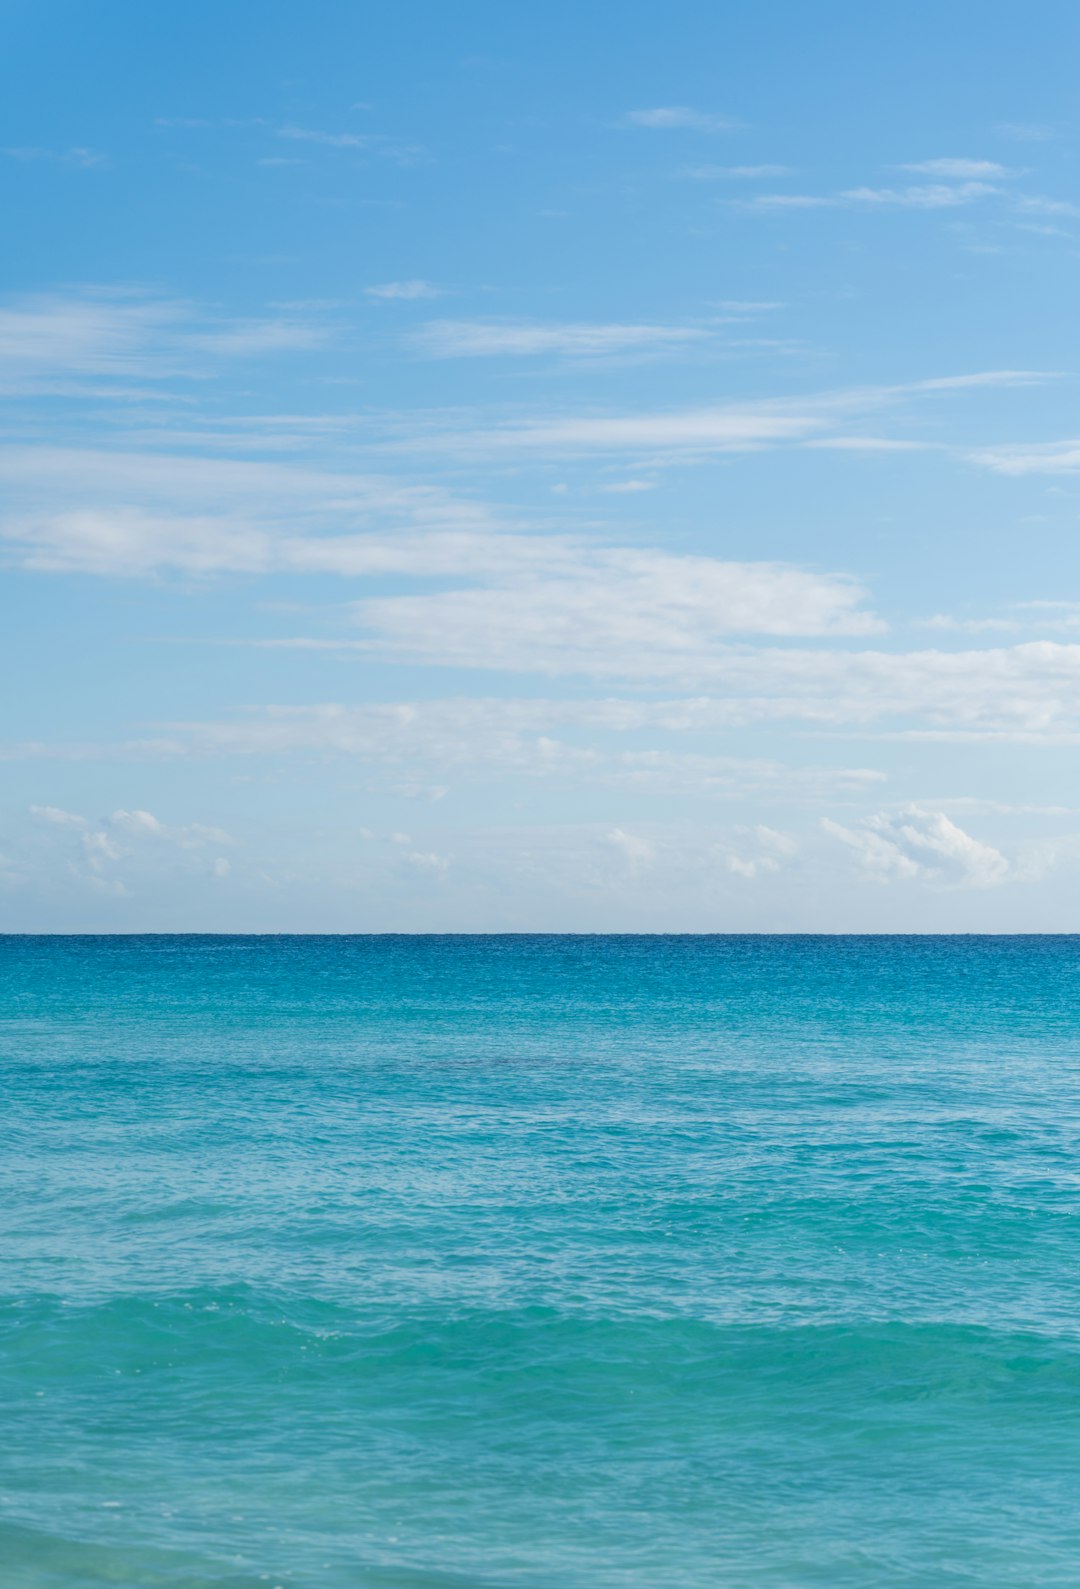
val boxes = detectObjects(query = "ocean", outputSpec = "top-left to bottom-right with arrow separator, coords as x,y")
2,934 -> 1080,1587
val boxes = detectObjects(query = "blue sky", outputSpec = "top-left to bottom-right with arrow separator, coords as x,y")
3,0 -> 1080,929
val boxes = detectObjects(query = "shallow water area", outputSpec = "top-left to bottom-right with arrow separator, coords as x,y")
3,934 -> 1080,1586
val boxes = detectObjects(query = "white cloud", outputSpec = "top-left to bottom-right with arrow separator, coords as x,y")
278,125 -> 369,149
841,182 -> 997,208
823,807 -> 1009,887
220,640 -> 1080,737
0,290 -> 327,393
1013,194 -> 1080,217
349,550 -> 881,679
30,804 -> 86,827
116,698 -> 883,802
681,164 -> 791,179
900,158 -> 1011,178
919,614 -> 1019,634
722,824 -> 798,878
110,808 -> 233,847
968,440 -> 1080,475
996,122 -> 1054,142
276,125 -> 423,164
440,405 -> 824,456
741,181 -> 997,213
1,145 -> 106,168
365,280 -> 442,300
607,828 -> 654,868
185,319 -> 327,355
740,194 -> 835,211
623,107 -> 738,132
23,805 -> 236,895
411,320 -> 708,358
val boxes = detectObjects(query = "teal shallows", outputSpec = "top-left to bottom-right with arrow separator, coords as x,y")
2,935 -> 1080,1587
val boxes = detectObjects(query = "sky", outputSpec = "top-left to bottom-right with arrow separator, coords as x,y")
3,0 -> 1080,931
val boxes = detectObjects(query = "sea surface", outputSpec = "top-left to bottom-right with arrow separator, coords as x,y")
3,935 -> 1080,1587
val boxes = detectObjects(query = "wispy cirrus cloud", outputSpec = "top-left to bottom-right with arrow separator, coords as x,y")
383,369 -> 1048,458
679,164 -> 791,180
410,319 -> 709,359
1,144 -> 107,169
623,106 -> 740,132
739,180 -> 1002,212
365,280 -> 443,300
220,642 -> 1080,741
968,439 -> 1080,474
277,124 -> 424,163
0,289 -> 329,392
899,158 -> 1013,178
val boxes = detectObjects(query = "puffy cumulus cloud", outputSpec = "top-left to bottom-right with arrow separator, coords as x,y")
109,809 -> 234,848
607,828 -> 655,869
26,804 -> 235,894
721,824 -> 798,878
822,808 -> 1009,888
29,804 -> 87,827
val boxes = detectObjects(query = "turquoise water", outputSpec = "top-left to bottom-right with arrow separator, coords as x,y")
3,936 -> 1080,1587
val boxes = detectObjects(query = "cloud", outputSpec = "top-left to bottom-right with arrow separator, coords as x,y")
25,805 -> 235,894
349,550 -> 882,678
436,405 -> 824,456
0,290 -> 328,393
365,280 -> 442,300
739,193 -> 835,210
1,145 -> 106,168
623,107 -> 739,132
840,182 -> 997,207
30,804 -> 87,827
381,369 -> 1044,460
680,165 -> 791,180
411,319 -> 708,359
722,824 -> 798,878
899,158 -> 1011,178
277,125 -> 423,163
185,319 -> 327,355
607,828 -> 654,869
823,808 -> 1008,887
77,698 -> 882,803
211,641 -> 1080,739
0,444 -> 499,574
110,808 -> 233,847
741,181 -> 998,212
996,122 -> 1054,142
968,440 -> 1080,475
278,125 -> 370,149
1012,195 -> 1080,218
